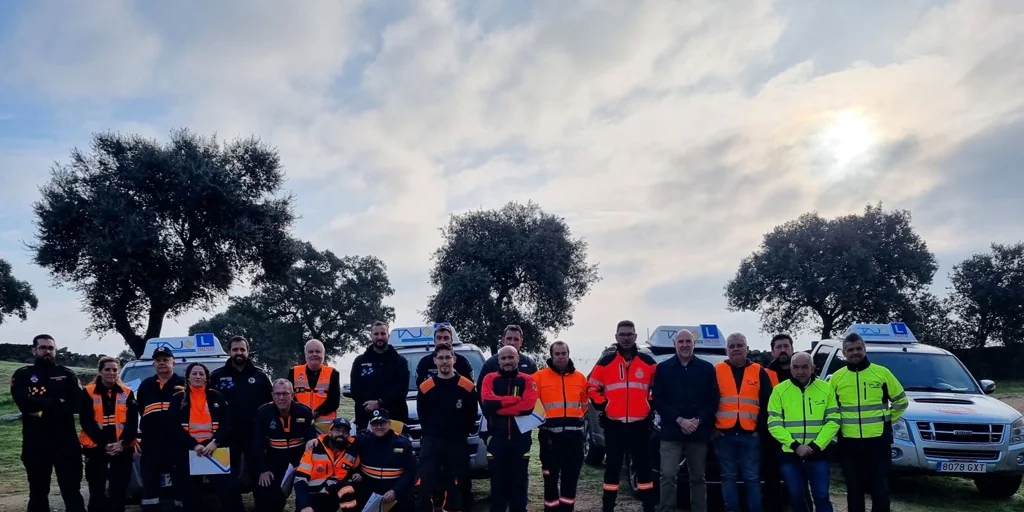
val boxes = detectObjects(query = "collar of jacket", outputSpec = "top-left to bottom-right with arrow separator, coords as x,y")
366,344 -> 398,358
727,358 -> 754,369
767,358 -> 789,372
788,375 -> 816,390
93,380 -> 126,394
545,358 -> 577,374
616,344 -> 639,359
498,366 -> 520,377
226,361 -> 258,375
847,357 -> 871,372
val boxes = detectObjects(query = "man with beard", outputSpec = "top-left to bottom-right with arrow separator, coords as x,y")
211,336 -> 274,489
289,339 -> 343,432
10,334 -> 87,512
136,346 -> 185,510
533,341 -> 588,512
481,346 -> 538,512
252,379 -> 317,512
295,418 -> 362,512
761,334 -> 796,512
350,321 -> 410,429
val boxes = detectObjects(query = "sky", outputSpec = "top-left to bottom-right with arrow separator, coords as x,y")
1,0 -> 1023,374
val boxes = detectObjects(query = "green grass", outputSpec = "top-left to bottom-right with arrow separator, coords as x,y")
993,380 -> 1024,397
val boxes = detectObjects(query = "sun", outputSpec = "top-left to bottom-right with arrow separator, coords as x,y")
820,110 -> 875,169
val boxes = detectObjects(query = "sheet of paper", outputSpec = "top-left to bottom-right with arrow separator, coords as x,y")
361,493 -> 396,512
514,399 -> 546,432
280,463 -> 297,495
389,419 -> 405,435
188,447 -> 231,476
314,418 -> 334,434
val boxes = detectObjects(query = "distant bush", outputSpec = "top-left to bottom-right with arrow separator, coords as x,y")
0,343 -> 110,370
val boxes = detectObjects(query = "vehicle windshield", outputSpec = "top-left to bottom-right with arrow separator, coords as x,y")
401,349 -> 487,391
120,359 -> 227,385
867,352 -> 979,394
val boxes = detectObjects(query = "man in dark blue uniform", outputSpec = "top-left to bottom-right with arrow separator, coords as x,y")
252,378 -> 317,512
355,409 -> 416,512
211,335 -> 273,488
351,321 -> 410,428
135,346 -> 185,510
10,334 -> 87,512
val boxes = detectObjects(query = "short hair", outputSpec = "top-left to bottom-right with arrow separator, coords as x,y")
371,321 -> 389,330
272,378 -> 293,391
770,334 -> 793,349
503,325 -> 523,336
434,325 -> 453,339
616,320 -> 635,330
433,343 -> 453,357
549,341 -> 569,356
726,332 -> 748,345
843,332 -> 864,345
32,334 -> 54,347
228,336 -> 248,349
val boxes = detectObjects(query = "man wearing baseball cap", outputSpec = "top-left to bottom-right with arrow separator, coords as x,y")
355,409 -> 416,511
295,417 -> 362,512
135,346 -> 186,510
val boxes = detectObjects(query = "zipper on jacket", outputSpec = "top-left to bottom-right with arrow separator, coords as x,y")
561,373 -> 568,417
856,372 -> 863,438
507,377 -> 513,440
624,356 -> 631,424
803,386 -> 809,446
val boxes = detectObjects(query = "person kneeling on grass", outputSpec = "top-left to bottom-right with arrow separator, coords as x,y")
295,418 -> 362,512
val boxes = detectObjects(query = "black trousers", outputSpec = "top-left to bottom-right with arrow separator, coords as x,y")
229,431 -> 254,484
140,440 -> 173,509
23,440 -> 86,512
487,434 -> 532,512
539,429 -> 584,512
840,437 -> 891,512
172,452 -> 244,512
415,436 -> 470,512
760,438 -> 785,512
252,463 -> 289,512
602,420 -> 654,512
84,448 -> 134,512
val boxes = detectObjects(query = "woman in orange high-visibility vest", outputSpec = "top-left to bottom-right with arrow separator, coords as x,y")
168,363 -> 244,512
79,356 -> 139,512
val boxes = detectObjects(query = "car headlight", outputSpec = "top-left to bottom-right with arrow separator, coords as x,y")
892,418 -> 911,442
1011,416 -> 1024,445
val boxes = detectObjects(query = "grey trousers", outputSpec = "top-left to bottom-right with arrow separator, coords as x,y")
658,440 -> 709,512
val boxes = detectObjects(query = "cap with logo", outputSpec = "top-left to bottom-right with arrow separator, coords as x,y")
330,417 -> 352,431
152,346 -> 174,358
369,409 -> 391,423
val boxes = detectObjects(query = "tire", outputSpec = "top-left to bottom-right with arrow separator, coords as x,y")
974,474 -> 1023,499
584,420 -> 605,466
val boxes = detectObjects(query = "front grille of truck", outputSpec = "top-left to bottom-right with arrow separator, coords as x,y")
916,421 -> 1004,444
923,448 -> 1000,461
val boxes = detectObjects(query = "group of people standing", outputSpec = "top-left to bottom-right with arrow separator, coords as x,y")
11,319 -> 908,512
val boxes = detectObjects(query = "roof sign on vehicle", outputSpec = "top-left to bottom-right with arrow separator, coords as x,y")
389,322 -> 462,347
646,325 -> 726,348
140,333 -> 227,359
846,323 -> 917,343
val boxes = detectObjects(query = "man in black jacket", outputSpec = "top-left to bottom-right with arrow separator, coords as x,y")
136,346 -> 185,510
415,324 -> 474,385
10,334 -> 87,512
351,321 -> 410,429
475,324 -> 538,393
251,379 -> 317,512
211,336 -> 274,487
651,329 -> 719,512
763,334 -> 797,512
356,409 -> 417,512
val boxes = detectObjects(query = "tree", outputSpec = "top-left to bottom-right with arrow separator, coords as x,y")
0,259 -> 38,325
190,242 -> 395,376
32,129 -> 296,357
725,204 -> 938,339
425,201 -> 599,355
948,243 -> 1024,348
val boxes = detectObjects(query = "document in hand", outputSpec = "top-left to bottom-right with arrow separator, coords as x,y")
188,447 -> 231,476
361,493 -> 396,512
514,399 -> 546,432
314,418 -> 334,434
281,464 -> 297,495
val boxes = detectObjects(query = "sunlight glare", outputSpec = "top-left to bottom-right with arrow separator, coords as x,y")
821,110 -> 875,168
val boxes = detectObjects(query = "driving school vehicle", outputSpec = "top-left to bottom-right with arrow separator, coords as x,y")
811,322 -> 1024,499
341,323 -> 490,476
119,333 -> 236,501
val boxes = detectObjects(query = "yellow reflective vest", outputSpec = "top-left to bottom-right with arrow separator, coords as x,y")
830,361 -> 908,439
767,376 -> 840,453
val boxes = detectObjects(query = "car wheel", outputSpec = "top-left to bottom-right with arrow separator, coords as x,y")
627,454 -> 658,497
584,420 -> 605,466
974,474 -> 1023,499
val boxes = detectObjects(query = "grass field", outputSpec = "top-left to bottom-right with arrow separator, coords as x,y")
0,366 -> 1020,510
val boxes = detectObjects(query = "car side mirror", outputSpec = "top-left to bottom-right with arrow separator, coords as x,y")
979,379 -> 996,395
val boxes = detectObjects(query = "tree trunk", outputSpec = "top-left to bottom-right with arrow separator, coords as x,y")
819,315 -> 835,340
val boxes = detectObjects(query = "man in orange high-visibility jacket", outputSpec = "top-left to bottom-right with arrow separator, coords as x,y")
534,341 -> 588,512
587,320 -> 658,512
714,333 -> 773,512
289,339 -> 342,432
295,418 -> 362,512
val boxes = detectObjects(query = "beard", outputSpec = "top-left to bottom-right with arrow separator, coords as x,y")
35,355 -> 54,365
777,353 -> 791,364
232,355 -> 248,366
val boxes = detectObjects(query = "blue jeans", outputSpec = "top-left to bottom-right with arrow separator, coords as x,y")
780,457 -> 832,512
714,433 -> 761,512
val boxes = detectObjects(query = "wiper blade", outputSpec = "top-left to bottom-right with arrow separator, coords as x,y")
905,386 -> 968,393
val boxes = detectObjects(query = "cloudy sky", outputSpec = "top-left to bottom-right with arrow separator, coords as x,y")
1,0 -> 1022,371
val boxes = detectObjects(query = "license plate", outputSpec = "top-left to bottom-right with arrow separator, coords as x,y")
937,461 -> 987,473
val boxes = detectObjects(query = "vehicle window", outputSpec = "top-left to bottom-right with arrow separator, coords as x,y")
867,352 -> 979,394
825,350 -> 846,377
812,349 -> 831,376
401,349 -> 487,391
121,360 -> 228,385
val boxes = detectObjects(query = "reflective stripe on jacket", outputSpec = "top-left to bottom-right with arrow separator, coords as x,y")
767,376 -> 840,453
534,361 -> 588,432
587,347 -> 657,423
715,362 -> 763,431
293,364 -> 338,422
80,383 -> 129,448
295,434 -> 359,508
830,360 -> 908,439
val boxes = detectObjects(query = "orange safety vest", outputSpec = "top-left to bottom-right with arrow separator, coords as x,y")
80,383 -> 129,448
534,367 -> 588,430
182,390 -> 217,443
715,362 -> 764,431
587,350 -> 657,424
293,364 -> 338,420
765,368 -> 780,387
296,434 -> 359,507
